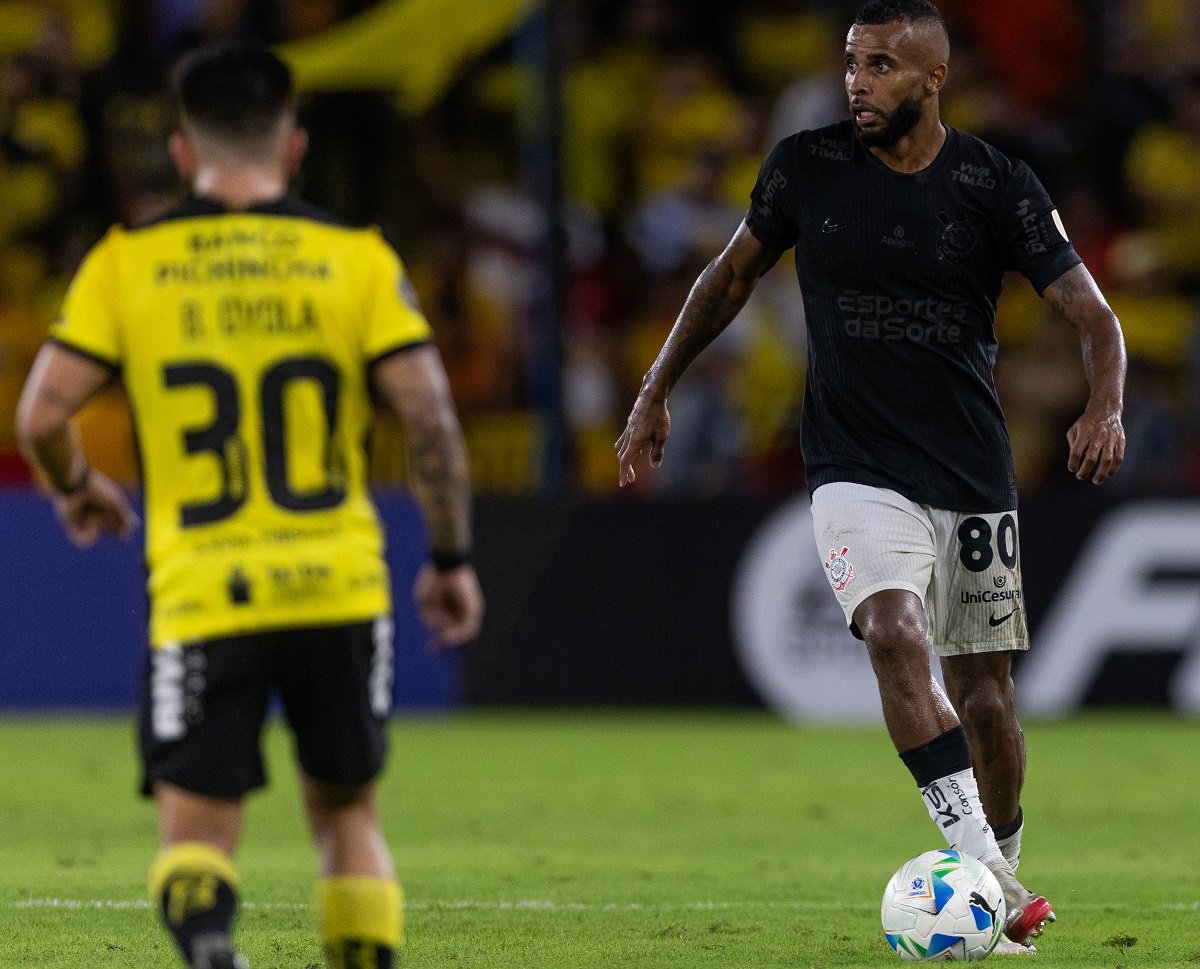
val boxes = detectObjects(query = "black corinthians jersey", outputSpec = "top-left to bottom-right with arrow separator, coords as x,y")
746,121 -> 1081,512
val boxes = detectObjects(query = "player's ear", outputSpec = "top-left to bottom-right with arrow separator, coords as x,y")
926,62 -> 947,95
168,131 -> 196,180
285,128 -> 308,176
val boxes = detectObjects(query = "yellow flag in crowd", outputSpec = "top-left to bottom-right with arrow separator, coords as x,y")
277,0 -> 537,111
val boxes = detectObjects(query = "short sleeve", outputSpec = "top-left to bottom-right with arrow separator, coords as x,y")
997,159 -> 1082,295
360,230 -> 433,365
49,228 -> 123,369
745,136 -> 801,252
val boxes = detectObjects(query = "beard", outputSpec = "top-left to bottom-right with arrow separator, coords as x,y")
855,93 -> 924,148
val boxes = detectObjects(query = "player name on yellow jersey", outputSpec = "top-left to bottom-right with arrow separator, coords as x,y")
154,254 -> 332,284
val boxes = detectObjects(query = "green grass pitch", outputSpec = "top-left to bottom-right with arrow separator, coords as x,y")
1,711 -> 1198,967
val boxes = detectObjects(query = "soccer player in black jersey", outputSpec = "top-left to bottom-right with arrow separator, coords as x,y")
16,42 -> 483,969
618,0 -> 1125,951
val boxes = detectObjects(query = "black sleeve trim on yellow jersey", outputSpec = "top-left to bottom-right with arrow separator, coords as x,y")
367,339 -> 434,373
49,337 -> 120,374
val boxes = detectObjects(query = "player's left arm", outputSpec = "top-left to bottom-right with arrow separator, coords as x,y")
15,343 -> 140,546
372,345 -> 484,648
1041,262 -> 1127,485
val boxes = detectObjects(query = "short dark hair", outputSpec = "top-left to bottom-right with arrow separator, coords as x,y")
172,40 -> 294,140
854,0 -> 946,33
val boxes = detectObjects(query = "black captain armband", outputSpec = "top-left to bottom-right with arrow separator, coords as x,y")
431,550 -> 471,572
52,462 -> 91,497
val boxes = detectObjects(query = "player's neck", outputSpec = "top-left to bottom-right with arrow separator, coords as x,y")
191,165 -> 289,210
867,114 -> 947,174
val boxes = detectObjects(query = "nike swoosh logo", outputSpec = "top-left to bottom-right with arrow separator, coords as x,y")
988,610 -> 1017,627
822,219 -> 852,233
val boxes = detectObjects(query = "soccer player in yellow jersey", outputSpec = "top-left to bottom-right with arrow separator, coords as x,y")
16,40 -> 484,969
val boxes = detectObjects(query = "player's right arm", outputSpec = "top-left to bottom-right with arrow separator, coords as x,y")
615,222 -> 784,485
16,343 -> 140,547
372,346 -> 483,648
16,231 -> 139,548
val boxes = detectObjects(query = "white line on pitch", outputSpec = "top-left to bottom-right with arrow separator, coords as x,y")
8,898 -> 870,913
10,897 -> 1200,913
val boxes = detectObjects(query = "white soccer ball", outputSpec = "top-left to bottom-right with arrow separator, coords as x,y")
881,849 -> 1006,960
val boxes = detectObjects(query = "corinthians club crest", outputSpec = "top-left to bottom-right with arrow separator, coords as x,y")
936,210 -> 981,264
825,546 -> 855,592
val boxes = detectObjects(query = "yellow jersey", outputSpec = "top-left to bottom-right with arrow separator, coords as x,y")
50,194 -> 432,646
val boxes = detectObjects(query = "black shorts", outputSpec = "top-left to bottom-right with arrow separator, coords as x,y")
138,618 -> 394,799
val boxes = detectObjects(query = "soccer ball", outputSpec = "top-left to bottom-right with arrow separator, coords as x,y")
881,849 -> 1006,960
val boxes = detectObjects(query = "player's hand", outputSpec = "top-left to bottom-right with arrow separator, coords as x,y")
1066,410 -> 1125,484
615,392 -> 671,486
52,469 -> 140,548
413,563 -> 484,650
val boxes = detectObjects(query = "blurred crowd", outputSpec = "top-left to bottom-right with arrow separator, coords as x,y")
2,0 -> 1200,497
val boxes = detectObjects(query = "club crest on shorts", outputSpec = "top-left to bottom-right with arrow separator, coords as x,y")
824,546 -> 854,592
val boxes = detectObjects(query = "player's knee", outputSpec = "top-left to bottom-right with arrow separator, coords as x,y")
860,612 -> 927,672
955,678 -> 1013,732
306,779 -> 373,812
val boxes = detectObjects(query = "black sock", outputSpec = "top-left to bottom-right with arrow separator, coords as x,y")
899,725 -> 972,787
993,805 -> 1024,841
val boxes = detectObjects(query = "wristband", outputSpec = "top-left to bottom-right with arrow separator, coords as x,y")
431,550 -> 470,572
53,463 -> 91,497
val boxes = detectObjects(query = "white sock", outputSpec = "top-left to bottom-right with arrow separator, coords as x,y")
919,767 -> 1007,870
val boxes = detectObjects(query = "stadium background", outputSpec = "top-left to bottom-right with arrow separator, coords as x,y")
2,0 -> 1200,718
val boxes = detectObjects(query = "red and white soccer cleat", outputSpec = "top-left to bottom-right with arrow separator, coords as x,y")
1005,895 -> 1056,945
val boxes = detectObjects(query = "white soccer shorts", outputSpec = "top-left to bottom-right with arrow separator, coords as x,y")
810,481 -> 1029,655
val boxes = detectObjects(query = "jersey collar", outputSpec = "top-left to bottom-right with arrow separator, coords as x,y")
183,191 -> 295,214
858,124 -> 958,180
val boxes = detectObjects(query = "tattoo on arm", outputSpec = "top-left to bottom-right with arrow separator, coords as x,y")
1047,271 -> 1083,317
399,385 -> 473,555
650,257 -> 756,394
1044,263 -> 1127,411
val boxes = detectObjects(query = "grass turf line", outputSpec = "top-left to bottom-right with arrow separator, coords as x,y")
1,710 -> 1198,967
